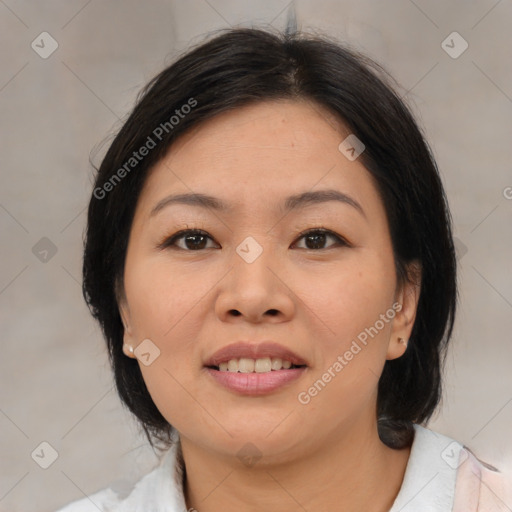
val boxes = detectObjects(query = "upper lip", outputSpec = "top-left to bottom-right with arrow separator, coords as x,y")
204,341 -> 308,367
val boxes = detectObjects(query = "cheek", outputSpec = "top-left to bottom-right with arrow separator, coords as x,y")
302,252 -> 396,345
124,256 -> 203,341
294,250 -> 396,411
138,360 -> 209,440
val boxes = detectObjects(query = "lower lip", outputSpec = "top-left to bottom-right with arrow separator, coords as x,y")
205,367 -> 307,395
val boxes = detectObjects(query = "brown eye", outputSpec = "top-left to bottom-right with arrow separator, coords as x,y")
159,229 -> 218,251
293,229 -> 348,250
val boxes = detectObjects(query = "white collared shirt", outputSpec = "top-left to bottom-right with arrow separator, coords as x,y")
56,424 -> 511,511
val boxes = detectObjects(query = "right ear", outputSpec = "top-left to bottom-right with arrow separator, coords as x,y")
118,295 -> 137,359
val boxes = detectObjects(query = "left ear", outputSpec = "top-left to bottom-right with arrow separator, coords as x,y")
387,261 -> 421,360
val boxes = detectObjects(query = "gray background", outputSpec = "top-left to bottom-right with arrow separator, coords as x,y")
0,1 -> 511,510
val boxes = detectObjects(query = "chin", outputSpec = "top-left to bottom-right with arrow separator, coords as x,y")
208,423 -> 306,461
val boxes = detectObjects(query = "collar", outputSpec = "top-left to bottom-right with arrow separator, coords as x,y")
389,424 -> 462,511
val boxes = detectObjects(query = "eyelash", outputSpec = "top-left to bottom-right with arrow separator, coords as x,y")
157,227 -> 350,251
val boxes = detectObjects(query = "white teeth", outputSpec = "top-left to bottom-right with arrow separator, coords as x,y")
217,357 -> 298,373
254,357 -> 272,373
271,358 -> 283,370
238,358 -> 255,373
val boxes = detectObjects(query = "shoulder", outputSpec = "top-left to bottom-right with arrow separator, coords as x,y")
54,442 -> 187,512
55,487 -> 121,511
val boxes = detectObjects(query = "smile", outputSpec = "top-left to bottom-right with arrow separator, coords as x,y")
203,341 -> 309,395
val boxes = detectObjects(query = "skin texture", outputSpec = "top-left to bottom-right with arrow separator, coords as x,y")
119,99 -> 421,512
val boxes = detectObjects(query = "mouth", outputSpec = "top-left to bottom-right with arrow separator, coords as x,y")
203,341 -> 308,395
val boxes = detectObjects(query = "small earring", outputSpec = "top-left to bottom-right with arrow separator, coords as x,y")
123,343 -> 134,355
398,337 -> 408,346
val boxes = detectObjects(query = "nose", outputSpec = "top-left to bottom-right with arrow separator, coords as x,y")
214,241 -> 295,324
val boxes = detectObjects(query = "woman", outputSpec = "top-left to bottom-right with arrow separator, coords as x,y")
57,27 -> 510,511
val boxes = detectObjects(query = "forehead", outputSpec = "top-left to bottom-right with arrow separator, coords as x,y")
136,99 -> 382,219
169,99 -> 349,164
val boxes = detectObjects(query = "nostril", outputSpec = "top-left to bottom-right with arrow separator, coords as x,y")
266,309 -> 279,316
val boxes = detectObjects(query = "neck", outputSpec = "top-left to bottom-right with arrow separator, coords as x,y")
180,418 -> 411,512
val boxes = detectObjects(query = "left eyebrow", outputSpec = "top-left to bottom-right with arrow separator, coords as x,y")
150,189 -> 365,218
283,189 -> 366,218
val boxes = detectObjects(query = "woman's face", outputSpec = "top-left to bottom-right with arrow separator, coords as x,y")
119,99 -> 418,461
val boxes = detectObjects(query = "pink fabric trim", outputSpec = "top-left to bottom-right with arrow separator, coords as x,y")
453,447 -> 512,512
452,448 -> 481,511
